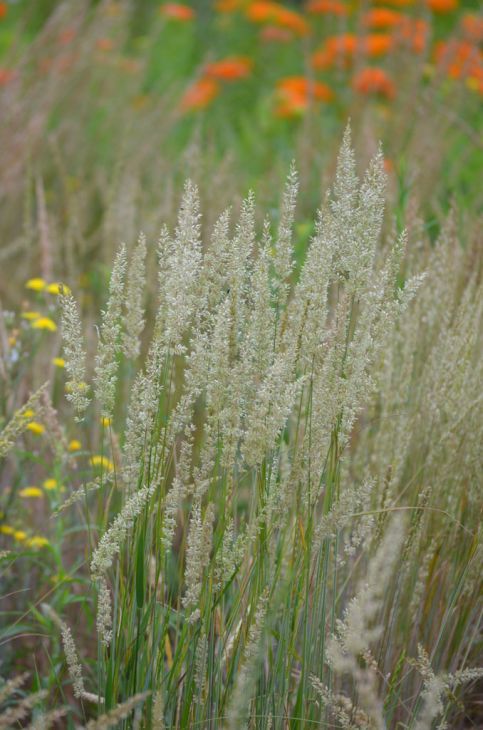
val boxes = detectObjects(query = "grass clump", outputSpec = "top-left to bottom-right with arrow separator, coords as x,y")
0,130 -> 481,728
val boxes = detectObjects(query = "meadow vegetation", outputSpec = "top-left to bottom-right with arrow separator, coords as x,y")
0,1 -> 481,728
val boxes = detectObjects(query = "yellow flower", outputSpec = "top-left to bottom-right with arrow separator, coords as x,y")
24,409 -> 35,419
90,455 -> 114,471
46,282 -> 71,295
52,357 -> 66,368
21,311 -> 42,321
100,417 -> 112,427
0,525 -> 15,535
19,486 -> 44,498
43,478 -> 58,491
31,317 -> 57,332
14,530 -> 27,542
26,422 -> 45,435
8,336 -> 16,347
25,278 -> 46,292
68,439 -> 82,452
26,536 -> 50,549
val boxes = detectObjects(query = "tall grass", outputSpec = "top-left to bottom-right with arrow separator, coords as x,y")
1,129 -> 481,728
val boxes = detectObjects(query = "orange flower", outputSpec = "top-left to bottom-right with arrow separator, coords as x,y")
96,38 -> 114,52
361,33 -> 394,57
0,3 -> 7,20
460,13 -> 483,43
58,28 -> 77,45
362,8 -> 403,28
312,33 -> 357,69
205,56 -> 253,81
352,67 -> 396,99
215,0 -> 244,10
160,2 -> 195,20
0,68 -> 15,86
247,2 -> 309,36
181,77 -> 219,110
373,0 -> 413,6
426,0 -> 457,12
306,0 -> 348,17
394,17 -> 428,53
434,40 -> 481,80
260,25 -> 293,42
275,75 -> 333,116
311,33 -> 392,69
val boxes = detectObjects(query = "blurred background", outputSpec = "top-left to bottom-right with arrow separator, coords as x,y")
0,0 -> 481,307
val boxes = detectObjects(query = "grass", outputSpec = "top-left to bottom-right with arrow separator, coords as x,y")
0,1 -> 482,728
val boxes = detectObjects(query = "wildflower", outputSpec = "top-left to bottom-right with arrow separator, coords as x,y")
25,278 -> 46,291
362,33 -> 394,57
46,282 -> 71,295
204,56 -> 253,81
19,487 -> 44,498
215,0 -> 241,10
311,34 -> 357,69
461,14 -> 483,43
246,2 -> 309,36
0,525 -> 14,535
31,317 -> 57,332
352,67 -> 396,99
96,38 -> 114,52
26,422 -> 45,435
306,0 -> 349,16
68,439 -> 82,451
52,357 -> 65,367
21,311 -> 42,321
160,3 -> 194,21
426,0 -> 458,12
259,25 -> 293,42
0,68 -> 15,85
43,478 -> 58,490
373,0 -> 413,6
362,8 -> 403,28
14,530 -> 27,542
434,40 -> 481,81
26,536 -> 49,548
394,17 -> 428,53
91,455 -> 115,471
275,76 -> 334,116
180,78 -> 219,110
100,417 -> 112,427
58,27 -> 77,45
0,3 -> 7,20
0,384 -> 48,459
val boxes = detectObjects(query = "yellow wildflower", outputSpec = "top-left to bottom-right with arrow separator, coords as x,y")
26,536 -> 49,549
68,439 -> 82,452
52,357 -> 66,368
25,278 -> 46,291
31,317 -> 57,332
24,409 -> 35,418
101,417 -> 112,427
0,525 -> 15,535
21,311 -> 41,321
43,478 -> 58,491
26,422 -> 45,435
90,455 -> 114,471
46,282 -> 71,295
19,486 -> 44,498
14,530 -> 27,542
